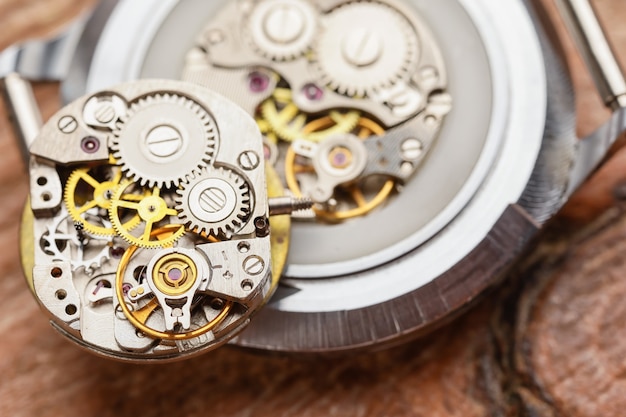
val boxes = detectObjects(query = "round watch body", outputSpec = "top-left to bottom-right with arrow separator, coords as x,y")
21,0 -> 579,353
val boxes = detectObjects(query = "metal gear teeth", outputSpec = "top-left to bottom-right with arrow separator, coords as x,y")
42,212 -> 113,273
175,167 -> 252,238
259,88 -> 361,143
245,0 -> 319,62
312,0 -> 419,98
110,93 -> 217,189
63,167 -> 129,237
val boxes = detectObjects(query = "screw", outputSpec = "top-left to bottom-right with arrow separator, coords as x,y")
268,196 -> 314,216
238,150 -> 260,171
243,255 -> 265,276
254,216 -> 270,237
342,28 -> 382,67
94,103 -> 117,124
401,138 -> 423,161
58,115 -> 78,134
145,124 -> 183,158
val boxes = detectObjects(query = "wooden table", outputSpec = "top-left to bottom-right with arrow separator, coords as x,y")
0,1 -> 625,416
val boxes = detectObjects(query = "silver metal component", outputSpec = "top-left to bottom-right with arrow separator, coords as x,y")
33,261 -> 81,325
111,93 -> 217,188
175,167 -> 252,237
556,0 -> 626,110
57,115 -> 78,134
83,93 -> 128,130
566,107 -> 626,195
238,150 -> 261,171
26,79 -> 272,361
268,196 -> 314,216
42,209 -> 113,274
292,134 -> 368,203
29,159 -> 63,216
1,73 -> 42,162
195,237 -> 271,305
247,0 -> 318,61
313,1 -> 418,97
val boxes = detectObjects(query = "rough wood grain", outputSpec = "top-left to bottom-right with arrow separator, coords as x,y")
0,0 -> 625,416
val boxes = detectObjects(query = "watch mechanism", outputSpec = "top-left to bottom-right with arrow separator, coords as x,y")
26,79 -> 275,361
183,0 -> 451,222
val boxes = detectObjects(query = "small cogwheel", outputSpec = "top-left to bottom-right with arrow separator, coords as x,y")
109,181 -> 185,248
313,1 -> 419,97
111,93 -> 217,189
64,165 -> 142,236
247,0 -> 318,61
175,167 -> 252,238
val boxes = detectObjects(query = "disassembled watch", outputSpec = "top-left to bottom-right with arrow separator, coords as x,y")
2,0 -> 625,358
21,79 -> 282,361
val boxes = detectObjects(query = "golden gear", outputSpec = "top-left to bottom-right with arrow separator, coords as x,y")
64,165 -> 142,236
109,181 -> 185,248
285,116 -> 396,221
259,87 -> 360,143
115,225 -> 233,341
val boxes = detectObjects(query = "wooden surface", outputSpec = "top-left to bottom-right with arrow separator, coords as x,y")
1,1 -> 626,416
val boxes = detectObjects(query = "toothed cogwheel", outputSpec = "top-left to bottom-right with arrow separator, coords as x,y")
64,165 -> 141,236
109,181 -> 185,249
313,1 -> 419,97
247,0 -> 318,61
175,167 -> 252,238
260,88 -> 360,143
111,93 -> 217,189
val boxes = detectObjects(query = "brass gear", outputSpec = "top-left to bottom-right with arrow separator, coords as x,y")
285,116 -> 396,221
109,181 -> 185,248
259,87 -> 360,143
64,165 -> 142,236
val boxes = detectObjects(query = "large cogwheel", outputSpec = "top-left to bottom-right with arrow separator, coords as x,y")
111,93 -> 217,189
246,0 -> 319,61
64,165 -> 141,236
313,1 -> 419,97
175,167 -> 252,238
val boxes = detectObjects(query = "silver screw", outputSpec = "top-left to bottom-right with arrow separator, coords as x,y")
242,255 -> 265,276
268,196 -> 314,216
263,3 -> 306,44
401,138 -> 423,161
94,103 -> 117,124
238,150 -> 260,171
58,116 -> 78,134
342,28 -> 382,67
145,124 -> 183,158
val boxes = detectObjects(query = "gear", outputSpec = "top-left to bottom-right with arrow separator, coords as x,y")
111,93 -> 217,189
64,165 -> 142,236
247,0 -> 318,61
285,116 -> 396,221
42,209 -> 113,273
260,88 -> 360,143
109,181 -> 185,248
175,167 -> 252,238
313,1 -> 419,97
